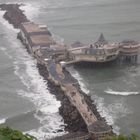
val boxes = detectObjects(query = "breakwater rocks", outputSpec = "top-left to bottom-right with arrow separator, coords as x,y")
37,63 -> 108,133
0,4 -> 29,28
37,63 -> 88,132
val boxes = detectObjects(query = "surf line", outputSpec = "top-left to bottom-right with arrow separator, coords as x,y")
0,3 -> 114,140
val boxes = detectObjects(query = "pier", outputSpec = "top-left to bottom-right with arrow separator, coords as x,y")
14,21 -> 140,139
18,22 -> 113,139
34,48 -> 112,139
119,39 -> 140,62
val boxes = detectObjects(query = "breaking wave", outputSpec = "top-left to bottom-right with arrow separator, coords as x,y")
92,95 -> 132,135
0,13 -> 66,140
0,11 -> 18,32
0,118 -> 6,124
20,3 -> 40,21
0,47 -> 13,59
13,42 -> 66,139
66,67 -> 90,94
105,88 -> 139,96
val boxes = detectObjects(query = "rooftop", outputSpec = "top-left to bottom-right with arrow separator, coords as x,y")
29,34 -> 55,46
21,22 -> 51,35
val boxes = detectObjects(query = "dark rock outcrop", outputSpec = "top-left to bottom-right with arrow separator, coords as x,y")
59,97 -> 88,132
0,4 -> 29,28
37,63 -> 88,132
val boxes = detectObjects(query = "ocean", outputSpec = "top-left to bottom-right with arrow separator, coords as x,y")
0,0 -> 140,139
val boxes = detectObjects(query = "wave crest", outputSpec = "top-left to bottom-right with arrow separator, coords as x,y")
105,89 -> 139,96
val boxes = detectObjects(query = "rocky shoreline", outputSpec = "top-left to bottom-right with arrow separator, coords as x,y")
0,4 -> 29,28
0,3 -> 111,138
37,63 -> 88,132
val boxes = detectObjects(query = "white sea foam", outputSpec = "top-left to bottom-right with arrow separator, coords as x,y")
0,11 -> 18,32
66,67 -> 90,94
27,113 -> 66,139
0,20 -> 66,139
92,94 -> 132,134
0,47 -> 13,59
0,118 -> 6,124
20,3 -> 40,21
105,88 -> 139,96
13,50 -> 66,139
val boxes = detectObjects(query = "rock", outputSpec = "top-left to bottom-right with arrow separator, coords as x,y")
57,129 -> 63,132
37,63 -> 88,132
0,4 -> 29,28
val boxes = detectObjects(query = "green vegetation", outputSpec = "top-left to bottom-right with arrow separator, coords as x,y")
106,134 -> 140,140
0,127 -> 37,140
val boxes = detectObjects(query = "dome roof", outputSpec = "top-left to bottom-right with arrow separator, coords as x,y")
95,33 -> 108,45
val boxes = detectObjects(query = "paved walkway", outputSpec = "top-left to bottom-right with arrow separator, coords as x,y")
64,84 -> 97,126
48,60 -> 77,84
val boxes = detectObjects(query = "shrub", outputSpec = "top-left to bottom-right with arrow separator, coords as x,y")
105,133 -> 140,140
0,127 -> 37,140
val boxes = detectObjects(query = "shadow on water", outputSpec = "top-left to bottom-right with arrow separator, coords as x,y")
73,59 -> 139,70
71,58 -> 140,85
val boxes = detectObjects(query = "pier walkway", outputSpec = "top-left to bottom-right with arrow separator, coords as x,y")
64,84 -> 97,126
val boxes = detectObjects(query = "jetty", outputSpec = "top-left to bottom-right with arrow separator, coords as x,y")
18,22 -> 113,139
